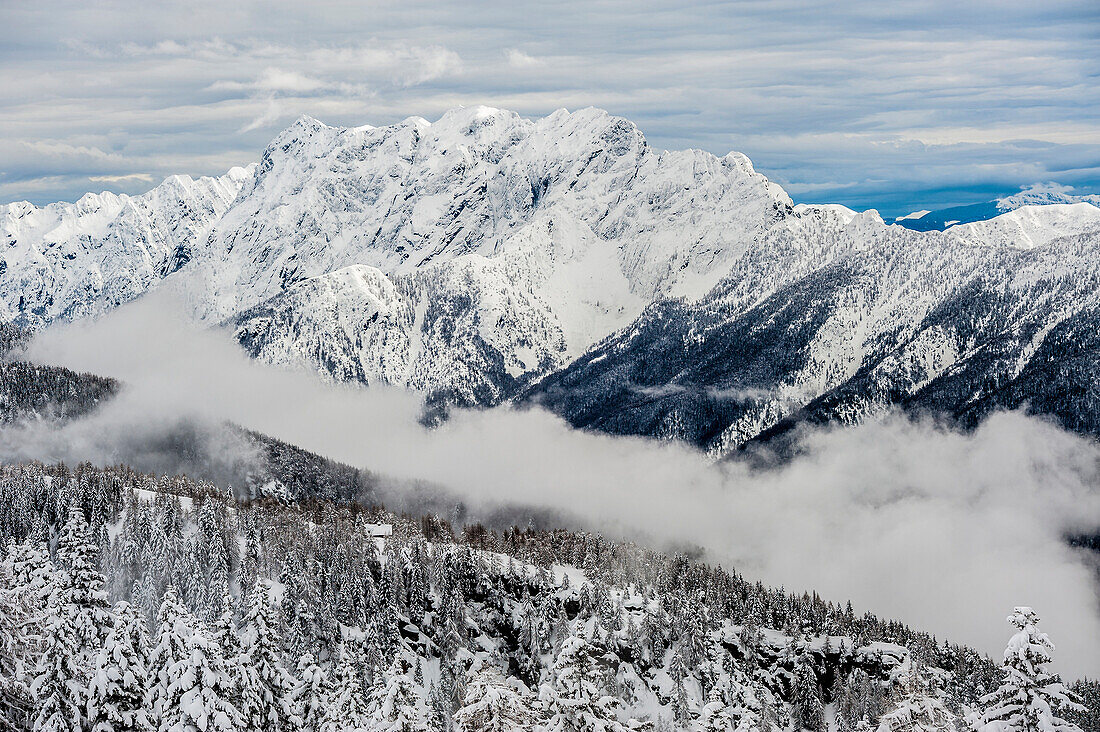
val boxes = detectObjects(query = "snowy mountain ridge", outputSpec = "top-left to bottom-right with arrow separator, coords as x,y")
2,106 -> 794,406
4,107 -> 1100,441
893,184 -> 1100,233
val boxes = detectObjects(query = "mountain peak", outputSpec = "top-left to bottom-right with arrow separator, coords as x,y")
291,113 -> 327,130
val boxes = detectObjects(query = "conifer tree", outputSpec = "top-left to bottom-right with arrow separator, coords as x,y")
0,565 -> 36,732
319,643 -> 370,732
542,636 -> 629,732
33,508 -> 112,732
670,648 -> 691,725
517,595 -> 544,685
87,602 -> 152,732
147,588 -> 243,732
791,652 -> 824,732
31,595 -> 87,732
371,659 -> 430,732
977,608 -> 1084,732
291,653 -> 331,732
698,699 -> 734,732
873,661 -> 958,732
238,580 -> 296,732
454,663 -> 539,732
55,506 -> 112,660
3,539 -> 56,612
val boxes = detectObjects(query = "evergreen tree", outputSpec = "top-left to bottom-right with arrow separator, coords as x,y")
371,659 -> 430,732
32,508 -> 112,732
87,602 -> 152,732
31,598 -> 87,732
238,580 -> 296,732
0,565 -> 36,732
210,600 -> 245,714
291,654 -> 331,732
791,652 -> 824,732
55,506 -> 112,661
1065,681 -> 1098,732
542,636 -> 629,732
319,643 -> 370,732
148,587 -> 244,732
453,663 -> 539,732
670,648 -> 691,726
517,596 -> 544,685
977,608 -> 1084,732
874,661 -> 958,732
3,539 -> 56,613
698,700 -> 734,732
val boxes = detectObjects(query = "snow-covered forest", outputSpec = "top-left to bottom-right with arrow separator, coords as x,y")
0,461 -> 1094,731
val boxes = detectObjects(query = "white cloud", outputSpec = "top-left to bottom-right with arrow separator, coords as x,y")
210,68 -> 329,94
21,140 -> 120,162
1,0 -> 1097,213
505,48 -> 542,68
1018,181 -> 1076,195
88,172 -> 154,183
238,95 -> 283,133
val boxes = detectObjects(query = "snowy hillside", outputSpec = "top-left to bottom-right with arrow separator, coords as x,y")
4,461 -> 1093,732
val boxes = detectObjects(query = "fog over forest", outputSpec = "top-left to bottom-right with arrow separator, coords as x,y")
6,293 -> 1098,678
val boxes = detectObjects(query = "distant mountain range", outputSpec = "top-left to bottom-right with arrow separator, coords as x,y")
893,185 -> 1100,232
4,107 -> 1100,454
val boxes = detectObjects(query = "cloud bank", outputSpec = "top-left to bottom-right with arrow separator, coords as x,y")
6,294 -> 1100,677
1,0 -> 1098,215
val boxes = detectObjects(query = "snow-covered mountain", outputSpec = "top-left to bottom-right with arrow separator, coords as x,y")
893,184 -> 1100,232
524,202 -> 1100,453
4,107 -> 1100,449
2,107 -> 789,406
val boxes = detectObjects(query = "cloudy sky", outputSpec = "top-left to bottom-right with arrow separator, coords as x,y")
2,0 -> 1098,217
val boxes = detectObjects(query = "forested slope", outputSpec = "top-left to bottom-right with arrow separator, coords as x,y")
0,461 -> 1094,732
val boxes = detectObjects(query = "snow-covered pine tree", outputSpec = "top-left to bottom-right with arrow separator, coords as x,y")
147,587 -> 243,732
712,652 -> 765,732
542,635 -> 630,732
238,580 -> 296,732
210,599 -> 245,715
876,692 -> 957,732
31,592 -> 87,732
147,588 -> 189,729
32,508 -> 113,732
87,601 -> 152,732
453,662 -> 539,732
517,595 -> 544,685
239,531 -> 261,609
319,643 -> 370,732
670,647 -> 691,726
836,667 -> 885,730
977,608 -> 1084,732
791,652 -> 824,732
0,562 -> 36,732
371,659 -> 430,732
192,499 -> 231,624
291,653 -> 331,732
3,539 -> 56,612
698,699 -> 734,732
1065,681 -> 1098,732
874,661 -> 957,732
55,506 -> 112,661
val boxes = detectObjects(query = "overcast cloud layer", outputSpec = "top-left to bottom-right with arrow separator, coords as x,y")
9,294 -> 1100,677
2,0 -> 1099,216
